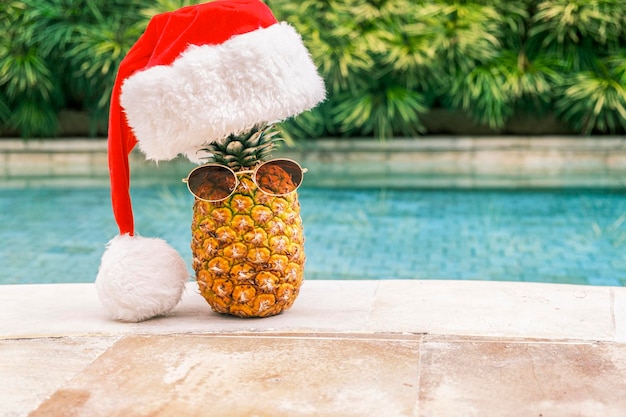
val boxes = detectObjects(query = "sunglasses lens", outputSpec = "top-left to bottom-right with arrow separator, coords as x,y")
187,165 -> 236,201
255,160 -> 304,196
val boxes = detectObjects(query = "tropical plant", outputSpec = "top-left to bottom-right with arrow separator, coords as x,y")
138,0 -> 203,19
0,0 -> 149,137
424,0 -> 625,134
0,1 -> 63,136
1,0 -> 625,138
555,59 -> 626,134
420,1 -> 565,130
269,0 -> 429,139
33,0 -> 149,135
529,0 -> 624,54
529,0 -> 626,134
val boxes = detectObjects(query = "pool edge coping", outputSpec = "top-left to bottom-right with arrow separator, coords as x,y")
1,280 -> 624,344
2,136 -> 626,189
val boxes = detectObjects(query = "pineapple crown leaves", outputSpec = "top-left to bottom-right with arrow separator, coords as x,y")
199,124 -> 283,170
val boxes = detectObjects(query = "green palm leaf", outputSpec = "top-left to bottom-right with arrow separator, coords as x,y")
530,0 -> 624,46
7,100 -> 59,138
332,84 -> 427,139
555,67 -> 626,134
501,50 -> 563,114
411,2 -> 503,71
139,0 -> 204,19
444,63 -> 510,130
0,91 -> 11,127
278,104 -> 334,141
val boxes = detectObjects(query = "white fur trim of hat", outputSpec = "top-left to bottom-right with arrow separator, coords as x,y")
121,22 -> 325,162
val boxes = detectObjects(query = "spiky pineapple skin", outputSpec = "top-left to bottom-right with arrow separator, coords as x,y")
191,174 -> 305,318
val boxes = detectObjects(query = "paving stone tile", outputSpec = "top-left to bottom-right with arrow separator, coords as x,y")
418,337 -> 626,417
0,281 -> 380,338
614,288 -> 626,343
0,336 -> 117,417
154,280 -> 379,333
367,280 -> 615,340
0,284 -> 131,337
29,333 -> 422,417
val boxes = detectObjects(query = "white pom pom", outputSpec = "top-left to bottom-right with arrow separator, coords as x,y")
96,234 -> 189,322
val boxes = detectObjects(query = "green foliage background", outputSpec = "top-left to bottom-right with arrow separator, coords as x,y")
1,0 -> 625,139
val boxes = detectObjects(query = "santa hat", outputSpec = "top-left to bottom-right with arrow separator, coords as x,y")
96,0 -> 325,322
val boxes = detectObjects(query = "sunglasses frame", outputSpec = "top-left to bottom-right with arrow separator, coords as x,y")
182,158 -> 308,203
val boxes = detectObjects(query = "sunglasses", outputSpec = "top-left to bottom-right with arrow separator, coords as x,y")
182,158 -> 308,202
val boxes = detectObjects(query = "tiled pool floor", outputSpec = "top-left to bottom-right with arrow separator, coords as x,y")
2,137 -> 626,287
2,280 -> 626,417
2,186 -> 626,286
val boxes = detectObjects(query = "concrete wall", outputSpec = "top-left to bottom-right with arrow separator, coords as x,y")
1,137 -> 625,188
280,137 -> 626,188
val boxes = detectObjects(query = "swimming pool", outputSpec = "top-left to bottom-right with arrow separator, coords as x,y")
1,182 -> 625,286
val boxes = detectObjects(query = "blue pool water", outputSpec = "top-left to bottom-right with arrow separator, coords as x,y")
1,184 -> 625,286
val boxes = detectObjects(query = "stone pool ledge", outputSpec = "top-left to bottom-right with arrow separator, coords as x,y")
2,280 -> 626,417
2,136 -> 626,188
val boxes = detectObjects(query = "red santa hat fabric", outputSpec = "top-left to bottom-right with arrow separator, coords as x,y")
96,0 -> 325,322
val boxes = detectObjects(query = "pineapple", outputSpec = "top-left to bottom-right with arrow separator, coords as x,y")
190,125 -> 305,317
